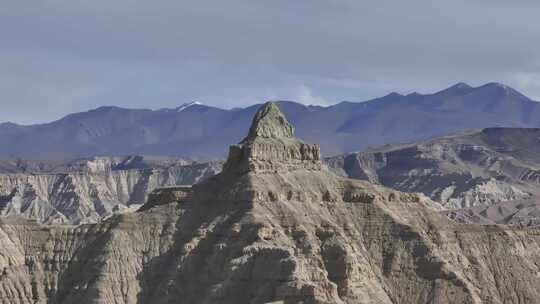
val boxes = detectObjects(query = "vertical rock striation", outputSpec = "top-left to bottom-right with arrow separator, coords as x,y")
223,101 -> 321,175
0,161 -> 220,224
2,102 -> 540,303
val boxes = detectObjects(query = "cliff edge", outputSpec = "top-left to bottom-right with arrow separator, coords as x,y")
1,102 -> 540,303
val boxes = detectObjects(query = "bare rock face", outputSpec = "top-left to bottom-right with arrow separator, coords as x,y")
326,128 -> 540,226
4,103 -> 540,303
138,185 -> 193,211
0,159 -> 220,224
223,101 -> 321,175
244,101 -> 294,139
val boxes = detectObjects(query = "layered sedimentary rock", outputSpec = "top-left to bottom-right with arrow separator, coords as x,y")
3,102 -> 540,303
0,159 -> 219,224
223,102 -> 321,175
326,128 -> 540,226
138,185 -> 193,211
0,155 -> 195,174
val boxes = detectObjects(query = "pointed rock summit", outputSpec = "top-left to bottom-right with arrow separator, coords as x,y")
243,101 -> 293,141
222,101 -> 321,175
3,96 -> 540,304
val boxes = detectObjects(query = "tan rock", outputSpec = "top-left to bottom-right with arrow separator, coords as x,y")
1,101 -> 540,303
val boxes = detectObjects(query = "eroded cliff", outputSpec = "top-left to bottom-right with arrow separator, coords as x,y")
1,102 -> 540,303
326,128 -> 540,226
0,160 -> 220,224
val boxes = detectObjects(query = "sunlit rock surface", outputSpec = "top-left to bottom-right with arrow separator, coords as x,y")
2,102 -> 540,303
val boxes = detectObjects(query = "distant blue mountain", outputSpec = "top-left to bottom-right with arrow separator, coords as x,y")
2,82 -> 540,159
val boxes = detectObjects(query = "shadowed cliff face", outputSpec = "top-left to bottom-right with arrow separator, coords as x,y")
326,128 -> 540,227
0,158 -> 221,224
3,102 -> 540,303
243,102 -> 294,140
221,102 -> 321,176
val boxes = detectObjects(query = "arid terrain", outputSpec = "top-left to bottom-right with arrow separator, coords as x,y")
5,1 -> 540,302
327,128 -> 540,227
0,156 -> 220,224
1,102 -> 540,303
6,126 -> 540,228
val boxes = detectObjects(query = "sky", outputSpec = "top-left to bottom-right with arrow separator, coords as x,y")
2,0 -> 540,124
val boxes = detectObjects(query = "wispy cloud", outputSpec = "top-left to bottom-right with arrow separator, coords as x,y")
512,72 -> 540,100
295,85 -> 329,106
2,1 -> 540,122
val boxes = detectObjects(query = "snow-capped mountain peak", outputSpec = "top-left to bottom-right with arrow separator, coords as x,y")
176,101 -> 202,112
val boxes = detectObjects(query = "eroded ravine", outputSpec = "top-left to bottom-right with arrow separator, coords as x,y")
1,102 -> 540,303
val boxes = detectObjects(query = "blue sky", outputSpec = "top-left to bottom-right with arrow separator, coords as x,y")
2,0 -> 540,124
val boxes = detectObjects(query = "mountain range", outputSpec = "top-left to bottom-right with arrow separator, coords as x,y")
3,82 -> 540,159
8,126 -> 540,227
3,102 -> 540,303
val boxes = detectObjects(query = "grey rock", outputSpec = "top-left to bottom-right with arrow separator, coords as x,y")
244,101 -> 294,140
0,157 -> 221,224
326,127 -> 540,226
223,101 -> 321,175
3,101 -> 540,304
2,101 -> 540,303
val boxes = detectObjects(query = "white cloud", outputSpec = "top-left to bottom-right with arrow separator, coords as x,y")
294,85 -> 329,106
3,1 -> 540,122
512,72 -> 540,100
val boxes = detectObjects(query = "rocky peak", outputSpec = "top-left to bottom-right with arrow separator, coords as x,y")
222,101 -> 321,175
243,101 -> 293,142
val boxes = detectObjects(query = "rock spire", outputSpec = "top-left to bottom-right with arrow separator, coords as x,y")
222,101 -> 321,174
242,101 -> 294,142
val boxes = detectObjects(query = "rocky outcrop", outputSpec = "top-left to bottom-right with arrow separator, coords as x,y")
3,102 -> 540,303
0,159 -> 220,224
245,101 -> 294,139
223,102 -> 321,175
326,128 -> 540,226
0,155 -> 195,174
138,186 -> 193,211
